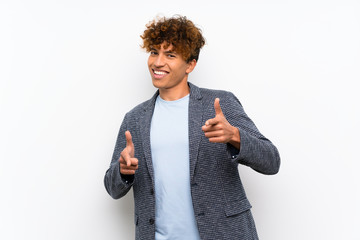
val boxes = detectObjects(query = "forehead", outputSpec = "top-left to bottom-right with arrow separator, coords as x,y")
150,42 -> 188,62
152,42 -> 175,52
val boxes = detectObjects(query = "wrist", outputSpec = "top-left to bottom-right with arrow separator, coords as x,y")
229,126 -> 240,149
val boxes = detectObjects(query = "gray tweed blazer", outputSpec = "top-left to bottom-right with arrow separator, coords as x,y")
104,82 -> 280,240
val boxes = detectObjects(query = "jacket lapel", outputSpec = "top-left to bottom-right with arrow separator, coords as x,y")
188,83 -> 203,182
139,91 -> 158,185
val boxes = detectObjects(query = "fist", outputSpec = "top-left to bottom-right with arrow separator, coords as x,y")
202,98 -> 240,149
119,131 -> 139,175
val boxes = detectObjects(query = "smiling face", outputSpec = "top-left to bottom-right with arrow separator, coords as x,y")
148,43 -> 196,100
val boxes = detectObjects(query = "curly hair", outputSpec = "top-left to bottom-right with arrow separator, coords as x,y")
141,15 -> 206,63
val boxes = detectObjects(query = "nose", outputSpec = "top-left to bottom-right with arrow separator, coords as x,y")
154,54 -> 165,67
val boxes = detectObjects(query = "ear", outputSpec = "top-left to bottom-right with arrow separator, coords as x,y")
185,59 -> 197,74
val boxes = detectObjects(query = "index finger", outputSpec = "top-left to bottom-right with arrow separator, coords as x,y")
205,117 -> 219,126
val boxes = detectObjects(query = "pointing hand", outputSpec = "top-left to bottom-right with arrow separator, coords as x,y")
201,98 -> 240,149
119,131 -> 139,175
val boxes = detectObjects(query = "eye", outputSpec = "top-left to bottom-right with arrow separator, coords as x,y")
167,54 -> 176,58
150,51 -> 158,55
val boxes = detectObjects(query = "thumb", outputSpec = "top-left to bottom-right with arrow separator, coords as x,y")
214,98 -> 223,116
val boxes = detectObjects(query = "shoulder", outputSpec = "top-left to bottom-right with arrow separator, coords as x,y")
189,82 -> 236,99
120,93 -> 156,123
199,86 -> 234,98
188,84 -> 244,116
126,98 -> 153,117
196,85 -> 241,106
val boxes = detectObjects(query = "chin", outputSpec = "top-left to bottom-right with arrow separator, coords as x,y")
152,79 -> 163,88
152,80 -> 162,89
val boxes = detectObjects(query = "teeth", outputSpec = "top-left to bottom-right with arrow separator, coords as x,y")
154,70 -> 167,75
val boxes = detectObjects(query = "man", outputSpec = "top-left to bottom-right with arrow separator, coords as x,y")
104,15 -> 280,240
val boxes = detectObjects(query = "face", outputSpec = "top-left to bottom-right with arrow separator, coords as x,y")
147,43 -> 196,98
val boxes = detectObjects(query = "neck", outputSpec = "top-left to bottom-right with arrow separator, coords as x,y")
158,81 -> 190,101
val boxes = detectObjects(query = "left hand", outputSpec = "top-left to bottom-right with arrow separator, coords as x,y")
202,98 -> 240,149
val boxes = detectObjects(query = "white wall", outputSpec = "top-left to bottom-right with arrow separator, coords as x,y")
1,0 -> 359,239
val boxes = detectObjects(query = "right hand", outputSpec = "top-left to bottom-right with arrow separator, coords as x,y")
119,131 -> 139,175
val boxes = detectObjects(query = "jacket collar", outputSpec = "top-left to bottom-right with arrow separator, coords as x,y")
142,82 -> 202,111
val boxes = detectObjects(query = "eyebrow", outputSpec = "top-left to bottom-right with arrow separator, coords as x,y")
164,50 -> 176,54
150,48 -> 177,54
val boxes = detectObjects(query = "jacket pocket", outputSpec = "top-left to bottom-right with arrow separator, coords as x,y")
225,198 -> 252,217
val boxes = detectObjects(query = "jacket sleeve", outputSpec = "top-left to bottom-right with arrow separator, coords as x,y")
224,92 -> 280,175
104,113 -> 134,199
